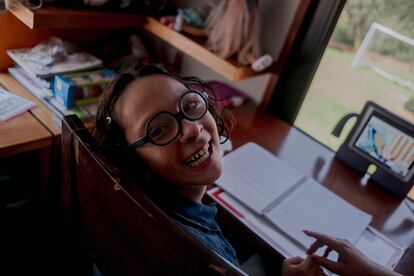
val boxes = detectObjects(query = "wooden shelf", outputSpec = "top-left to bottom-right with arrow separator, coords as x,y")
143,17 -> 262,81
8,2 -> 144,29
7,3 -> 266,81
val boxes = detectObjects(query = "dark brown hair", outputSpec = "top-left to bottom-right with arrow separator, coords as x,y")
91,63 -> 233,184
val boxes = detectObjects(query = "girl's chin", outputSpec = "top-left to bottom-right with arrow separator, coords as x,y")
181,166 -> 222,186
199,165 -> 222,185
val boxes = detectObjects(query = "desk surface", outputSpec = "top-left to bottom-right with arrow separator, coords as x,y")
0,111 -> 51,157
230,103 -> 414,275
0,86 -> 51,158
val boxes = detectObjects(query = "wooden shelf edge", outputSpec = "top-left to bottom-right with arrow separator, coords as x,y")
0,136 -> 51,159
8,2 -> 34,29
8,3 -> 144,29
143,17 -> 261,81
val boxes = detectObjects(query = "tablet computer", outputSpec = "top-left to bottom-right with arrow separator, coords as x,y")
336,101 -> 414,198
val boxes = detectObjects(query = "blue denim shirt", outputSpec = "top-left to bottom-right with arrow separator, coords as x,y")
166,198 -> 240,267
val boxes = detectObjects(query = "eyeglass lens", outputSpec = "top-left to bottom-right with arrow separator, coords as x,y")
147,92 -> 207,145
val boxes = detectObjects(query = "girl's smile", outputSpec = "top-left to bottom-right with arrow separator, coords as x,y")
184,140 -> 214,170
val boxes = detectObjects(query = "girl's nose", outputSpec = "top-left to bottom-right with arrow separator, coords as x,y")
178,119 -> 203,143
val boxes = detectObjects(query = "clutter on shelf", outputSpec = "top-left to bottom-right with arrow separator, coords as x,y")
6,37 -> 108,123
7,37 -> 103,78
54,69 -> 115,109
158,0 -> 274,72
194,81 -> 252,111
6,33 -> 182,125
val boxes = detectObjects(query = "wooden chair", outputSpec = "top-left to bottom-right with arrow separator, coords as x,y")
61,114 -> 282,275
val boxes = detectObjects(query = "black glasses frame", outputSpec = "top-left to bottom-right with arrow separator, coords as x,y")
126,90 -> 209,149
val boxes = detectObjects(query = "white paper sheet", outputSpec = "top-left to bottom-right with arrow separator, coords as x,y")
0,88 -> 35,121
265,178 -> 372,248
356,227 -> 406,270
216,142 -> 304,214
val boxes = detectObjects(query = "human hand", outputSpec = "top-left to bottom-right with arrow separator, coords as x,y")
282,255 -> 324,276
304,230 -> 400,276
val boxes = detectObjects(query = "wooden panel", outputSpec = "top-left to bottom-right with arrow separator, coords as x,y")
0,73 -> 61,136
0,12 -> 52,71
7,2 -> 144,29
143,17 -> 261,81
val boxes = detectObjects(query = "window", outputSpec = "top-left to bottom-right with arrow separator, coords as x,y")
294,0 -> 414,151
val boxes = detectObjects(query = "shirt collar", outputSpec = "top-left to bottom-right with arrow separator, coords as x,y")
167,197 -> 219,231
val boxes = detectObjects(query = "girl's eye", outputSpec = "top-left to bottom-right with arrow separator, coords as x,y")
184,100 -> 202,115
149,125 -> 170,140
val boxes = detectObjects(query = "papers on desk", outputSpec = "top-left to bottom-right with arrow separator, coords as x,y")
216,142 -> 372,248
217,142 -> 303,214
212,142 -> 406,270
0,88 -> 35,121
209,187 -> 406,270
265,178 -> 371,248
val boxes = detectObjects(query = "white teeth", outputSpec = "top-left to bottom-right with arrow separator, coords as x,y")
185,145 -> 211,167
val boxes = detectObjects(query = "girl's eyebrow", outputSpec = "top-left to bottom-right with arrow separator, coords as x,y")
140,90 -> 185,126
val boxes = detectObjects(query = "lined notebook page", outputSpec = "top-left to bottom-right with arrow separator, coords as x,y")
265,178 -> 372,248
216,142 -> 304,214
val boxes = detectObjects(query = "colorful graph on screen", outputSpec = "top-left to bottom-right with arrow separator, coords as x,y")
355,116 -> 414,177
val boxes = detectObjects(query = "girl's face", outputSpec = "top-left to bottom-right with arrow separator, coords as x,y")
114,75 -> 222,188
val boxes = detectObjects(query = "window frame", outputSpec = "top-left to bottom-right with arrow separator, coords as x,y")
267,0 -> 347,125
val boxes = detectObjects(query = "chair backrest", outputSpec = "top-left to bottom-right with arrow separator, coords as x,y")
61,115 -> 244,275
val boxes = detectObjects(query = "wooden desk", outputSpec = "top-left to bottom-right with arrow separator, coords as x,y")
229,103 -> 414,275
0,86 -> 52,198
0,90 -> 51,158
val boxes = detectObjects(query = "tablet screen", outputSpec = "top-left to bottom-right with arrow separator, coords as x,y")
354,115 -> 414,178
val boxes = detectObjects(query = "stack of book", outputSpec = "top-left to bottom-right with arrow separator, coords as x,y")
53,69 -> 115,109
7,37 -> 113,125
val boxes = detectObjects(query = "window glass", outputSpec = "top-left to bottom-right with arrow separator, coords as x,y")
295,0 -> 414,151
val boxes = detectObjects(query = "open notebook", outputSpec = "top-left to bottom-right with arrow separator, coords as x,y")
216,142 -> 373,249
208,187 -> 406,270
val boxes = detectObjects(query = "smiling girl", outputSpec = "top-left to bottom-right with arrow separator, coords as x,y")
92,64 -> 394,276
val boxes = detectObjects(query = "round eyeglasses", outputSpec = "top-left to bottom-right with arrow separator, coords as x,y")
126,90 -> 209,148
